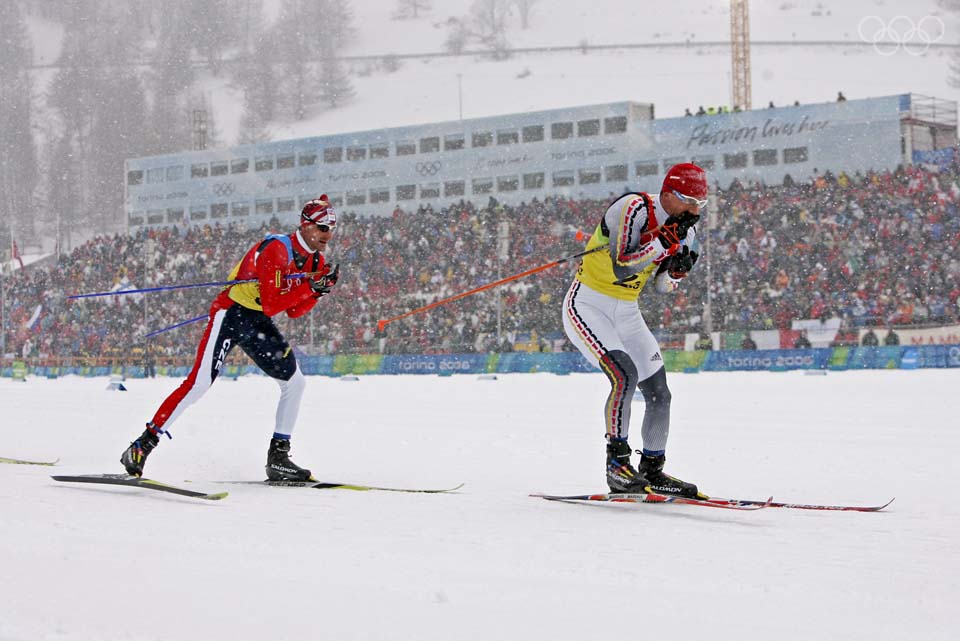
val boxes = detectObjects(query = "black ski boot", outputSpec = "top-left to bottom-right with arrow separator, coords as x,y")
606,438 -> 651,493
121,425 -> 160,477
638,453 -> 705,499
266,438 -> 313,481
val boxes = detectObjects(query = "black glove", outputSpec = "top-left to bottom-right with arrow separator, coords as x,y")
665,246 -> 699,279
310,264 -> 340,297
658,213 -> 700,249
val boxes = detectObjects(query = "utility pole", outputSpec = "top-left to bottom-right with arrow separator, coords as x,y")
457,73 -> 463,120
731,0 -> 752,110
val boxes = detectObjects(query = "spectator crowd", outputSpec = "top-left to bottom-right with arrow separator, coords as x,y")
3,160 -> 959,365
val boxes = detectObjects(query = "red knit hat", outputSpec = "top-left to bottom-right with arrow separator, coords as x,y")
662,163 -> 708,202
300,195 -> 337,228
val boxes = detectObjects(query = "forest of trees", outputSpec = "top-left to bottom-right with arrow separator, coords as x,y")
0,0 -> 538,257
0,0 -> 359,255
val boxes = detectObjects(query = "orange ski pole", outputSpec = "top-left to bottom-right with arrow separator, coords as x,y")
376,243 -> 604,332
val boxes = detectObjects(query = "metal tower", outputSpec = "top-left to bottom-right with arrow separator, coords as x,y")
731,0 -> 752,110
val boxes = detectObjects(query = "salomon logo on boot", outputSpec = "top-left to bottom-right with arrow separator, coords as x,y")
606,438 -> 651,493
638,453 -> 705,499
266,438 -> 313,481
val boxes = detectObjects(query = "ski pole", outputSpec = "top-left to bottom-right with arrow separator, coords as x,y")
143,314 -> 209,338
67,270 -> 328,300
376,244 -> 604,332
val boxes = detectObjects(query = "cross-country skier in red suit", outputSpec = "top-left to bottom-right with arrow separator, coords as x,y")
121,197 -> 341,481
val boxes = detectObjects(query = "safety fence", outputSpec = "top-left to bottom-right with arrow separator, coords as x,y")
3,345 -> 959,380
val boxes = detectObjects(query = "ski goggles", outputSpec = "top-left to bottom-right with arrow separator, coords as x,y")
670,189 -> 709,210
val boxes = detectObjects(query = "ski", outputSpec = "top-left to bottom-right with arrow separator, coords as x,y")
531,492 -> 772,511
1,456 -> 59,466
51,474 -> 228,501
704,496 -> 895,512
210,479 -> 465,494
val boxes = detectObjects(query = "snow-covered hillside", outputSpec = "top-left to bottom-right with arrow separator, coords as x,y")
24,0 -> 959,146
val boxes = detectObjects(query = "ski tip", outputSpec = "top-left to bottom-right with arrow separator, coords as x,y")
204,492 -> 230,501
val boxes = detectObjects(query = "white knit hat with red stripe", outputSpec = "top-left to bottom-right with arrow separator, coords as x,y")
300,195 -> 337,228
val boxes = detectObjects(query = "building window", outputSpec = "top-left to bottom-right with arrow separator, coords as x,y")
552,122 -> 574,139
346,190 -> 366,206
577,119 -> 601,137
497,129 -> 519,145
522,125 -> 545,143
579,168 -> 602,184
191,163 -> 209,178
605,164 -> 628,182
277,197 -> 296,213
523,172 -> 545,189
276,154 -> 296,169
347,146 -> 367,161
397,184 -> 417,200
753,148 -> 778,166
444,181 -> 465,197
444,134 -> 465,151
166,166 -> 184,181
327,194 -> 343,208
147,210 -> 164,224
604,116 -> 628,134
129,212 -> 144,226
127,170 -> 144,186
692,156 -> 716,171
783,146 -> 809,163
420,183 -> 440,199
298,152 -> 317,166
370,187 -> 390,203
147,168 -> 164,184
396,140 -> 416,156
231,202 -> 250,217
255,199 -> 274,215
230,159 -> 249,174
370,144 -> 389,159
255,156 -> 274,172
190,205 -> 208,220
166,208 -> 184,223
420,136 -> 440,153
497,175 -> 519,192
210,203 -> 228,219
472,177 -> 494,195
211,161 -> 229,176
723,152 -> 749,169
635,161 -> 659,177
324,147 -> 343,163
472,131 -> 494,147
552,170 -> 575,186
663,157 -> 685,171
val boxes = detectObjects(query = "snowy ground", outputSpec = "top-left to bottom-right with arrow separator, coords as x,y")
1,369 -> 958,641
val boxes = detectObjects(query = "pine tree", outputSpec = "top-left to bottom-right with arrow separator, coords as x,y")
319,53 -> 355,109
0,1 -> 39,246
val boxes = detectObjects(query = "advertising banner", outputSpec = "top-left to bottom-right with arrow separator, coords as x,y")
496,352 -> 593,374
703,348 -> 831,372
894,324 -> 960,346
846,346 -> 902,370
381,354 -> 490,375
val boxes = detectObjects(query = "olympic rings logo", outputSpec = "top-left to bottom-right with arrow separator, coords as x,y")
212,182 -> 235,197
857,15 -> 945,56
416,161 -> 441,176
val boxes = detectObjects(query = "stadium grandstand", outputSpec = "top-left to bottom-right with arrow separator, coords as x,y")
2,93 -> 959,373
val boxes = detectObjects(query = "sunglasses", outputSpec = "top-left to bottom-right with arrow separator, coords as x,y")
315,223 -> 335,233
670,189 -> 708,209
